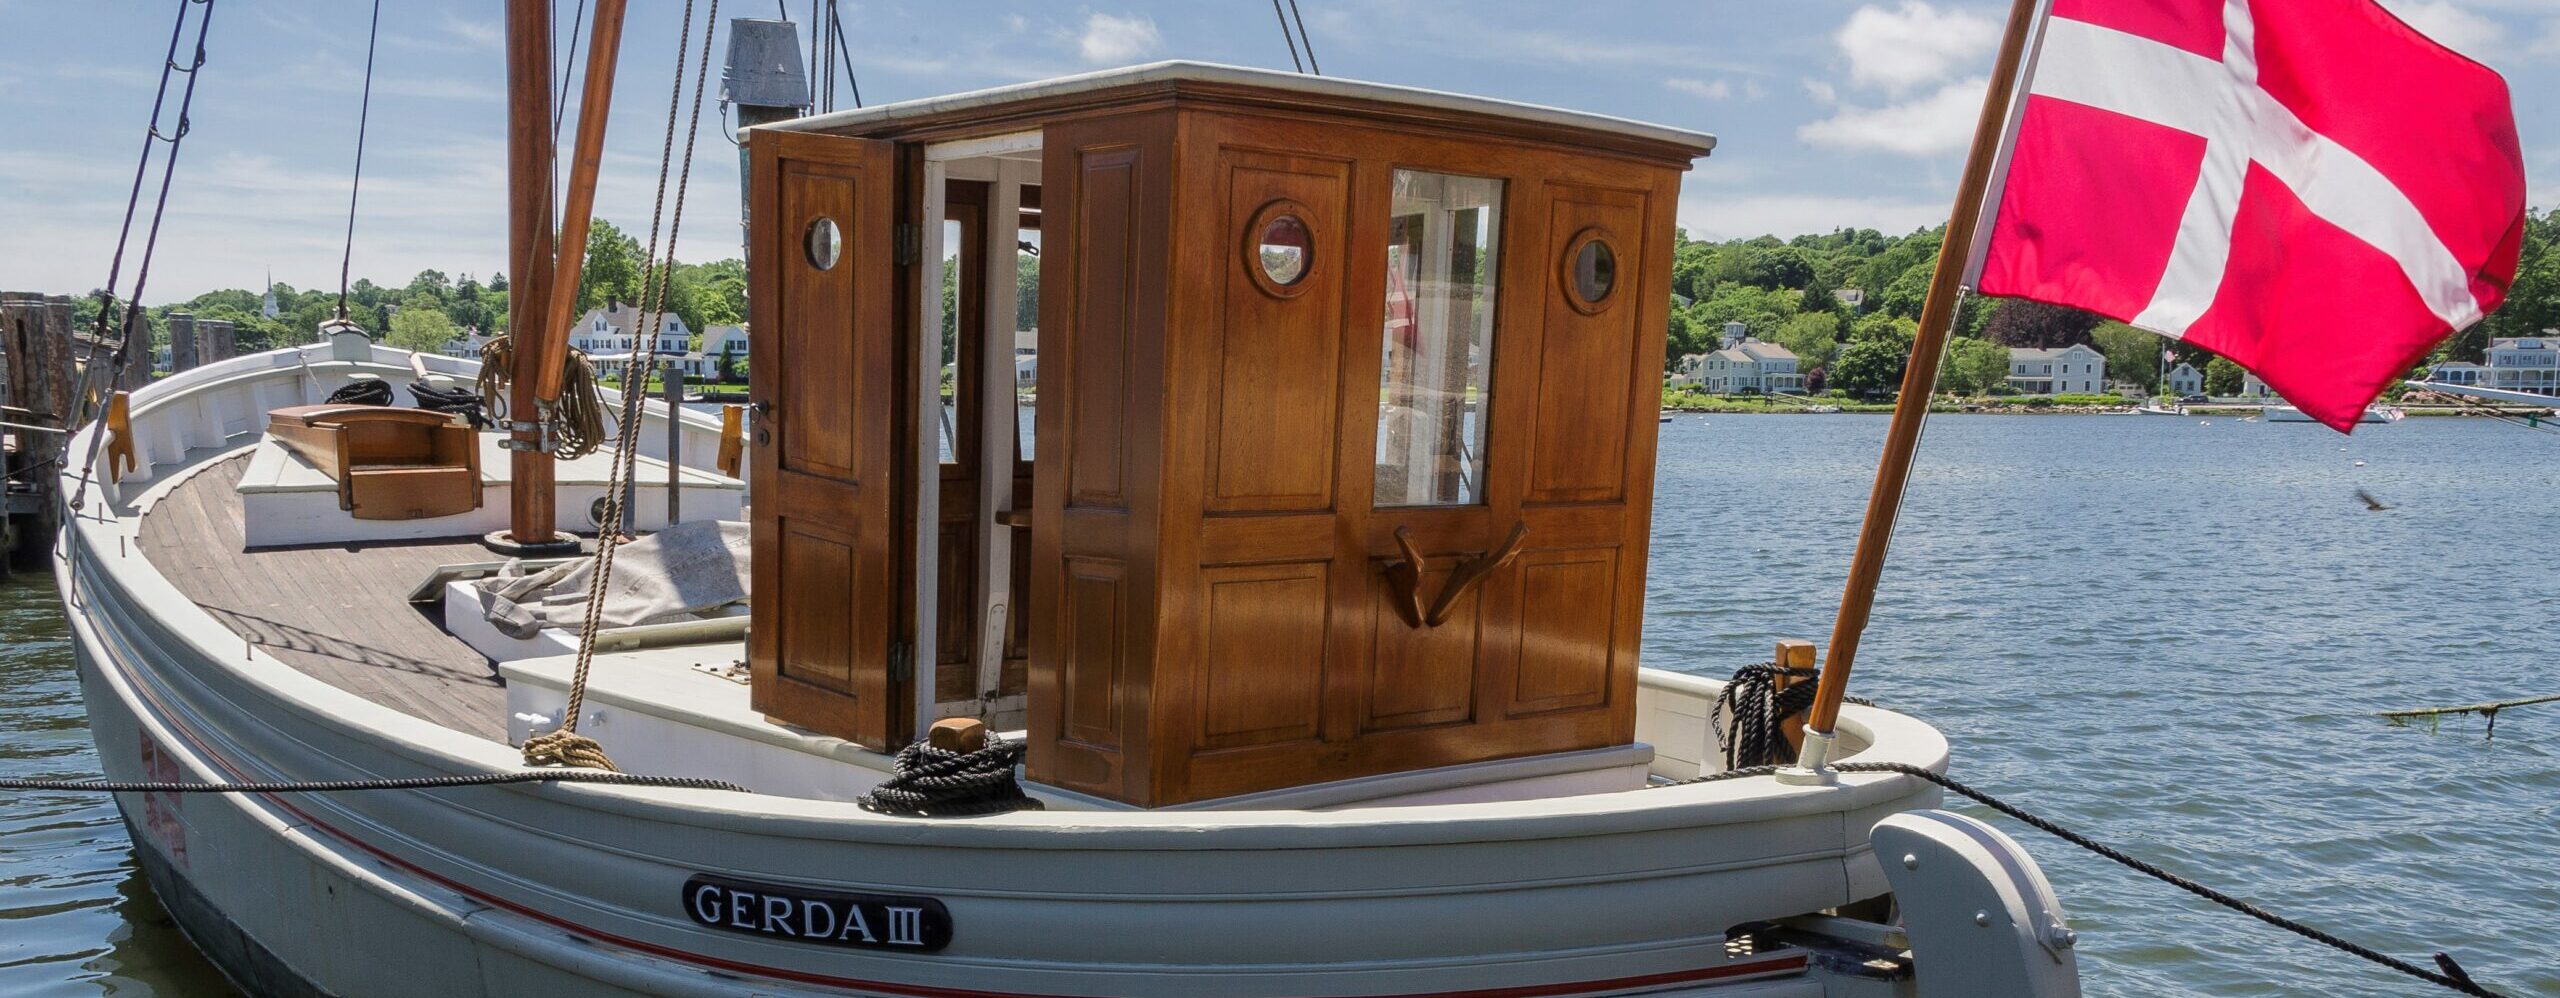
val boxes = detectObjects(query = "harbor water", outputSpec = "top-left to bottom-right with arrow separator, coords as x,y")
4,413 -> 2556,996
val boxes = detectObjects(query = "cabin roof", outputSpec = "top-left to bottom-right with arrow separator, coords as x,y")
762,60 -> 1717,156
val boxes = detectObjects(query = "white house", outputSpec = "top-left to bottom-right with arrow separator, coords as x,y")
574,303 -> 714,380
2239,370 -> 2274,398
2483,335 -> 2558,396
699,324 -> 750,381
1014,327 -> 1039,388
1681,335 -> 1803,394
2164,361 -> 2204,396
2424,360 -> 2484,385
2006,344 -> 2107,394
438,325 -> 493,360
1832,288 -> 1865,311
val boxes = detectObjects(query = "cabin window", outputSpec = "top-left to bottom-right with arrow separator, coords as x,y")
805,216 -> 842,270
1248,202 -> 1315,295
1376,169 -> 1502,507
1563,229 -> 1617,311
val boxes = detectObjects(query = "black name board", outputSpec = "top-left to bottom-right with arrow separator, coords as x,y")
683,875 -> 953,952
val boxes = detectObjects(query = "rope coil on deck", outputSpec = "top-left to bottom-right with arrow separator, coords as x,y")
1651,761 -> 2508,997
857,735 -> 1041,817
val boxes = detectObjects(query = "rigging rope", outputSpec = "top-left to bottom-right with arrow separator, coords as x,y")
1268,0 -> 1305,74
828,5 -> 864,108
0,770 -> 744,795
1286,0 -> 1321,75
474,334 -> 609,459
524,0 -> 721,773
66,0 -> 217,519
1650,762 -> 2509,997
553,0 -> 590,139
334,0 -> 382,321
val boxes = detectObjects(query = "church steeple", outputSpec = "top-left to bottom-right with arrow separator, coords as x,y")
261,268 -> 279,319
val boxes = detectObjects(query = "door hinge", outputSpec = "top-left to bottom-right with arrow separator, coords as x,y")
888,641 -> 914,683
893,223 -> 921,266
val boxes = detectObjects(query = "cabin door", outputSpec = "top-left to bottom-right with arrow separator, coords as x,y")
747,131 -> 906,751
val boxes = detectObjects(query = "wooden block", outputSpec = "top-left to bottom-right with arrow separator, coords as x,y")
1775,638 -> 1816,754
927,716 -> 988,753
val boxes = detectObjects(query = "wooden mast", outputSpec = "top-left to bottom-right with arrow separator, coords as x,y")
1793,0 -> 2045,771
503,0 -> 558,547
534,0 -> 632,402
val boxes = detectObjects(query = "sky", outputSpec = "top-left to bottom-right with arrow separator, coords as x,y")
1,0 -> 2554,304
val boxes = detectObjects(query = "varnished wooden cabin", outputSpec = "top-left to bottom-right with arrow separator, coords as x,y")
744,62 -> 1714,807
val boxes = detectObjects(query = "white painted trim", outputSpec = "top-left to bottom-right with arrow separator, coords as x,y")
924,130 -> 1042,163
913,161 -> 949,738
766,60 -> 1715,154
974,158 -> 1033,709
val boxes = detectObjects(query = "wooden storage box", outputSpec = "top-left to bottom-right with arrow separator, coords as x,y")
264,404 -> 482,521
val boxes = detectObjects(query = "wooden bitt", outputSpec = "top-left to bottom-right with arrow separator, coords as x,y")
927,716 -> 989,754
265,405 -> 482,520
1773,638 -> 1816,753
103,392 -> 135,483
716,404 -> 745,478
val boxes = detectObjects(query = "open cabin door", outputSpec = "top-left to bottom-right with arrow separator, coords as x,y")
748,130 -> 907,751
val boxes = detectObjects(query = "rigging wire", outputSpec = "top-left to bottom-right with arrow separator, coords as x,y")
334,0 -> 383,322
1286,0 -> 1322,75
553,0 -> 590,138
524,0 -> 723,772
67,0 -> 218,518
1268,0 -> 1304,74
828,3 -> 864,108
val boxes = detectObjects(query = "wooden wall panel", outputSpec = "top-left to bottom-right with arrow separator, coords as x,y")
1067,147 -> 1139,511
1507,548 -> 1618,715
1365,563 -> 1477,731
1526,185 -> 1651,505
1206,151 -> 1350,514
776,520 -> 856,693
1061,558 -> 1127,746
778,165 -> 859,481
1196,562 -> 1329,750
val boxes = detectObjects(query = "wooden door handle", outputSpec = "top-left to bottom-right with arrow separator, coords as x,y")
1425,521 -> 1528,627
1381,526 -> 1428,628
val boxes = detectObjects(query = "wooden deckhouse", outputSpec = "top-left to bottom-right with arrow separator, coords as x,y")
745,62 -> 1714,807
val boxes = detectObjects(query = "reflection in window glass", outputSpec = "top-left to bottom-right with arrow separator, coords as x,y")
1377,170 -> 1501,507
939,218 -> 962,464
1015,227 -> 1040,461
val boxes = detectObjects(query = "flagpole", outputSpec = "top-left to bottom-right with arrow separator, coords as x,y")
1784,0 -> 2048,782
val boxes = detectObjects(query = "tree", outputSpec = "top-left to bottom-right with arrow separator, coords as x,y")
2089,320 -> 2163,392
1733,245 -> 1815,290
1941,337 -> 2012,395
1691,284 -> 1798,341
1770,312 -> 1841,373
577,219 -> 645,314
385,296 -> 455,353
1666,307 -> 1706,362
1982,298 -> 2101,348
1830,338 -> 1908,398
2205,355 -> 2244,395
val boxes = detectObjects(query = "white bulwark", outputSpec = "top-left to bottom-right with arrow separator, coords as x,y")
2006,343 -> 2107,394
2483,335 -> 2558,396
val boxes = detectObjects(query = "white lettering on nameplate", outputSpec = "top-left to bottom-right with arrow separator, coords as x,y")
681,876 -> 952,952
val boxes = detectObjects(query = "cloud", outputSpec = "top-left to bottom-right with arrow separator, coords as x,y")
1835,2 -> 1998,93
1076,13 -> 1162,65
2531,17 -> 2560,54
1665,77 -> 1732,101
1679,191 -> 1950,242
438,11 -> 502,51
1798,77 -> 1987,157
1803,79 -> 1838,104
2378,0 -> 2507,56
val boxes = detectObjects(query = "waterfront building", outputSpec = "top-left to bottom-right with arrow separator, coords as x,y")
2165,361 -> 2203,395
2240,370 -> 2275,398
700,323 -> 750,381
1687,335 -> 1802,393
1832,288 -> 1865,311
2006,343 -> 2107,394
2425,360 -> 2484,385
574,303 -> 718,380
438,325 -> 493,360
2483,335 -> 2558,395
1015,327 -> 1039,388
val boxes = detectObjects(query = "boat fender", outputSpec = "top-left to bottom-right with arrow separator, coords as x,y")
1873,809 -> 2081,998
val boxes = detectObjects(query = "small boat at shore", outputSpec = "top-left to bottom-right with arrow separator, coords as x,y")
2261,402 -> 2402,423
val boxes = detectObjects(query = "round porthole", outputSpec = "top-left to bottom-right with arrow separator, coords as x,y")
1562,228 -> 1618,313
804,216 -> 843,271
1245,200 -> 1316,298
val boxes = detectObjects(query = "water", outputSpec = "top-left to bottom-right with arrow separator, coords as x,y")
3,413 -> 2555,996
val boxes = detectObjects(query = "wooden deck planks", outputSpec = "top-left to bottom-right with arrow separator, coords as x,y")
137,454 -> 512,742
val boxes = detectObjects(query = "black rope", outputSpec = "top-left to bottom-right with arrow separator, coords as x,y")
324,378 -> 394,407
857,734 -> 1041,817
1268,0 -> 1305,74
409,380 -> 488,427
68,0 -> 218,516
0,770 -> 743,795
1713,663 -> 1819,769
553,0 -> 590,139
1651,762 -> 2506,997
1285,0 -> 1321,75
335,0 -> 382,322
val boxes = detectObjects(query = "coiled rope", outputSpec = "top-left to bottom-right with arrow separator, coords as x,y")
324,377 -> 394,407
1713,662 -> 1872,769
0,770 -> 743,795
475,334 -> 610,460
408,380 -> 487,428
857,735 -> 1040,817
520,0 -> 720,774
1651,761 -> 2507,997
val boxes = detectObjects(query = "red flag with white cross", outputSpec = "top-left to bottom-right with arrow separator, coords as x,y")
1966,0 -> 2527,430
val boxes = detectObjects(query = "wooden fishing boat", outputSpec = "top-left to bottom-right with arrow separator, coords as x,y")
49,6 -> 2086,997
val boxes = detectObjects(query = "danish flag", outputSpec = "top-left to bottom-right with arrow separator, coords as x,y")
1968,0 -> 2526,430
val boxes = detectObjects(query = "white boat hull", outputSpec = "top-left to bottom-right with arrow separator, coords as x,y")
53,344 -> 2070,997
